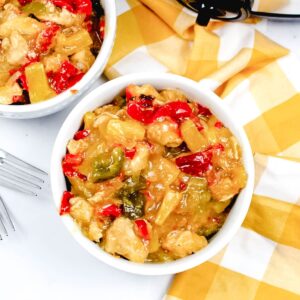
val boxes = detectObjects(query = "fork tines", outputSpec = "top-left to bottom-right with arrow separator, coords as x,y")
0,149 -> 47,196
0,195 -> 15,240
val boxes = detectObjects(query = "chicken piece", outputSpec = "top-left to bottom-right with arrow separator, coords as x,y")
210,177 -> 235,202
160,89 -> 188,103
0,3 -> 19,25
146,156 -> 180,186
43,54 -> 68,73
147,119 -> 182,147
162,230 -> 207,258
155,190 -> 181,226
4,31 -> 28,65
67,139 -> 88,155
39,6 -> 85,27
0,16 -> 44,38
71,48 -> 95,73
104,217 -> 148,263
69,197 -> 93,226
123,143 -> 149,176
88,220 -> 104,242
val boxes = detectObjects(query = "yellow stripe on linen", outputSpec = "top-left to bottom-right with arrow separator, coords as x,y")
243,195 -> 292,243
261,94 -> 300,152
245,116 -> 281,155
249,62 -> 296,113
279,204 -> 300,249
248,31 -> 289,67
185,26 -> 220,80
104,8 -> 144,69
255,282 -> 300,300
168,262 -> 219,300
147,36 -> 192,75
204,266 -> 259,300
140,0 -> 184,33
133,5 -> 174,45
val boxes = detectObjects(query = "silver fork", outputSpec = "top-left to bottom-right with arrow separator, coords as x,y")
0,195 -> 15,239
0,149 -> 47,196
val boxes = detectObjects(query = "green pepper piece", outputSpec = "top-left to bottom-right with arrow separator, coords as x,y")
91,147 -> 124,182
122,192 -> 145,220
116,175 -> 147,219
22,2 -> 47,16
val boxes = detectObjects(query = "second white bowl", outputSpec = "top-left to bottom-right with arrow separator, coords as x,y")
0,0 -> 116,119
51,73 -> 255,275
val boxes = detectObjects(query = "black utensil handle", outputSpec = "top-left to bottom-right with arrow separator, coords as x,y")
251,11 -> 300,20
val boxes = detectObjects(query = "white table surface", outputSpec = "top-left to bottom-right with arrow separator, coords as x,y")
1,19 -> 300,300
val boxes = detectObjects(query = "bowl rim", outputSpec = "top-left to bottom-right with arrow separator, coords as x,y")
50,73 -> 255,276
0,0 -> 116,115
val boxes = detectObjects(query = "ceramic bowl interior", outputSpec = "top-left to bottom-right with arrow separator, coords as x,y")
0,0 -> 116,119
51,73 -> 255,275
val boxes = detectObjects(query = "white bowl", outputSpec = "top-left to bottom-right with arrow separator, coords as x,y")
51,73 -> 255,275
0,0 -> 116,119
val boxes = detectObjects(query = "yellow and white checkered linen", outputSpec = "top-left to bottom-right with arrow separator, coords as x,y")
105,1 -> 300,299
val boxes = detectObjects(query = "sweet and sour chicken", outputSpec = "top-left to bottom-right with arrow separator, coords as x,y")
60,84 -> 247,263
0,0 -> 104,105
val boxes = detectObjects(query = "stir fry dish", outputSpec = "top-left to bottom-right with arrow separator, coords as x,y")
0,0 -> 104,105
60,84 -> 247,263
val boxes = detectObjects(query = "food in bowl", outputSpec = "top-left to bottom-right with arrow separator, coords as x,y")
59,84 -> 247,263
0,0 -> 105,105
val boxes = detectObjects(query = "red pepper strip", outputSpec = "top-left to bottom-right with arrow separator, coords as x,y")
63,154 -> 83,166
38,23 -> 60,53
99,16 -> 105,41
175,144 -> 225,177
60,191 -> 73,215
74,129 -> 90,140
127,101 -> 156,124
135,219 -> 149,240
124,147 -> 137,160
49,0 -> 92,16
98,204 -> 122,218
176,149 -> 213,177
47,61 -> 84,94
215,121 -> 223,129
152,101 -> 192,123
197,103 -> 212,117
18,0 -> 32,5
62,154 -> 87,180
